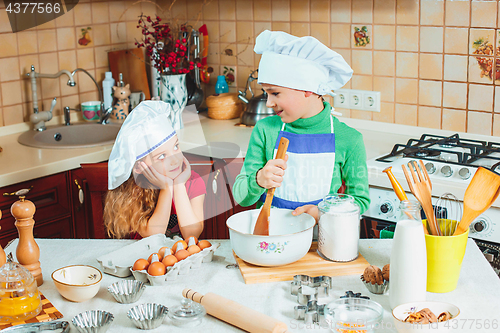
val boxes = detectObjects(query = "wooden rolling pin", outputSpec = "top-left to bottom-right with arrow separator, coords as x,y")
182,288 -> 288,333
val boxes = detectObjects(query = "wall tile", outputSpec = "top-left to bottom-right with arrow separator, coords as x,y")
396,0 -> 419,25
254,22 -> 272,37
443,55 -> 468,82
2,104 -> 23,126
373,101 -> 394,123
351,25 -> 372,49
396,26 -> 418,52
109,2 -> 126,22
468,84 -> 494,112
92,2 -> 109,24
236,0 -> 253,21
421,0 -> 444,26
445,0 -> 470,27
93,24 -> 111,46
170,0 -> 188,21
36,14 -> 56,30
19,54 -> 39,77
373,25 -> 395,50
110,23 -> 127,44
0,7 -> 12,33
444,28 -> 469,54
311,23 -> 330,46
291,0 -> 309,22
352,0 -> 372,24
418,106 -> 441,129
493,114 -> 500,136
443,82 -> 467,109
471,0 -> 497,29
271,0 -> 290,22
37,30 -> 57,53
60,94 -> 80,112
94,45 -> 109,68
236,43 -> 253,66
79,91 -> 99,104
373,0 -> 395,24
220,0 -> 236,20
469,28 -> 495,55
374,76 -> 395,102
468,111 -> 492,135
331,0 -> 350,23
469,56 -> 494,84
77,48 -> 95,69
55,8 -> 74,28
419,53 -> 443,80
220,21 -> 236,43
237,21 -> 254,42
0,108 -> 3,126
126,22 -> 143,45
420,27 -> 443,53
374,51 -> 395,76
495,86 -> 500,113
76,69 -> 96,93
18,31 -> 38,55
124,1 -> 143,21
1,81 -> 22,106
351,50 -> 372,75
0,57 -> 20,82
57,27 -> 76,50
351,109 -> 373,120
331,24 -> 351,48
351,75 -> 372,90
336,49 -> 352,69
291,23 -> 310,37
271,22 -> 290,33
395,78 -> 418,104
207,41 -> 220,65
311,0 -> 329,22
254,0 -> 271,21
74,2 -> 92,26
396,52 -> 418,78
442,108 -> 466,132
419,80 -> 442,107
204,21 -> 220,43
395,103 -> 417,126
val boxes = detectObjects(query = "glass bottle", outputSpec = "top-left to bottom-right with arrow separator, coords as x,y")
215,75 -> 229,94
389,200 -> 427,309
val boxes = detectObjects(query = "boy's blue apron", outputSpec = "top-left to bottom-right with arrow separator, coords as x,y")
259,114 -> 335,209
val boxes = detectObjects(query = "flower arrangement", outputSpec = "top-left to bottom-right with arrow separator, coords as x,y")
135,14 -> 201,74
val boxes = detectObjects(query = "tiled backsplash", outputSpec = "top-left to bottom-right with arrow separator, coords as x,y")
1,0 -> 500,136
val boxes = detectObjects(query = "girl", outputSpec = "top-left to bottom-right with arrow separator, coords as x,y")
233,30 -> 370,221
104,101 -> 206,239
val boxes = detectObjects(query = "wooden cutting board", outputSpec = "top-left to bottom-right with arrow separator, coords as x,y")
233,242 -> 369,284
108,48 -> 151,99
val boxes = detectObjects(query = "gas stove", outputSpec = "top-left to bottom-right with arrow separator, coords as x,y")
363,133 -> 500,275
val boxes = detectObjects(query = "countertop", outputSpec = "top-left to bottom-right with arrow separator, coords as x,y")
4,238 -> 500,332
1,106 -> 500,188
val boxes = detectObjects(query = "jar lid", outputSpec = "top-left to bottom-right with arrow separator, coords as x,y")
318,194 -> 359,214
0,254 -> 37,295
168,298 -> 206,327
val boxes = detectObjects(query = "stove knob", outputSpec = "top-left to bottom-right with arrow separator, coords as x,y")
425,162 -> 436,174
458,168 -> 471,180
473,220 -> 486,233
380,202 -> 393,214
441,165 -> 453,177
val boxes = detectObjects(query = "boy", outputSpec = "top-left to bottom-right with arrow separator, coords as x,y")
233,30 -> 370,220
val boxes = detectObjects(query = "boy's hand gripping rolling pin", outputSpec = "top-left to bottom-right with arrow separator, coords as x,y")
253,137 -> 289,236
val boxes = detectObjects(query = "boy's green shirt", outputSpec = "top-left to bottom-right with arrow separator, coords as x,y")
232,102 -> 370,214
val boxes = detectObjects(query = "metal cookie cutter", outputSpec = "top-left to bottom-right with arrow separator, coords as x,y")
291,275 -> 332,305
294,300 -> 326,325
1,321 -> 70,333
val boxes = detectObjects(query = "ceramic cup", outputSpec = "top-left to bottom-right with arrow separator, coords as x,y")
129,92 -> 146,109
81,101 -> 101,121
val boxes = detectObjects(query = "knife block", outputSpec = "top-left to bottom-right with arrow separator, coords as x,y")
11,197 -> 43,286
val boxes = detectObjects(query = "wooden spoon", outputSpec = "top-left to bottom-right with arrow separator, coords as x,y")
253,137 -> 289,236
454,167 -> 500,235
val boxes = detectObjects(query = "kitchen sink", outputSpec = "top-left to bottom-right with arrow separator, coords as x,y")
18,122 -> 122,149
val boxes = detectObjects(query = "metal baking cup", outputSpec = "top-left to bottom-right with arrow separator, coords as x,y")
72,310 -> 114,333
127,303 -> 169,330
107,280 -> 146,304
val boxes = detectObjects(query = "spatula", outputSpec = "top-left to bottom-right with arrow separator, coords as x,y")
253,137 -> 289,236
454,167 -> 500,235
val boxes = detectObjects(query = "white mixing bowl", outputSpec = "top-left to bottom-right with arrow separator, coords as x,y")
226,208 -> 315,266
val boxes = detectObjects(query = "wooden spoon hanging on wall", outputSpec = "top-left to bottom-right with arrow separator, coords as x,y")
253,137 -> 289,236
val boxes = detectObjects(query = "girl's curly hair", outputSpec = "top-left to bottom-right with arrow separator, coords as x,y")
103,175 -> 159,238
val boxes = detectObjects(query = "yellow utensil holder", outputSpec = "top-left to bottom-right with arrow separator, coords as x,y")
424,219 -> 468,293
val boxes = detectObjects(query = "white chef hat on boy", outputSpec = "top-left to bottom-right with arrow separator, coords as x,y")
108,100 -> 176,190
254,30 -> 353,96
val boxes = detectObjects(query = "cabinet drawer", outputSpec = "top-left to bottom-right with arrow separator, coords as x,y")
0,173 -> 71,236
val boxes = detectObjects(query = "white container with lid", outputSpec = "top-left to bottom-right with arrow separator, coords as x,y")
317,194 -> 360,262
102,71 -> 115,110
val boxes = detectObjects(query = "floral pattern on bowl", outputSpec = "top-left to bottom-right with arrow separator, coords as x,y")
257,241 -> 288,254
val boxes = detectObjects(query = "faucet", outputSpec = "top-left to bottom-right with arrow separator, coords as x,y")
26,65 -> 76,131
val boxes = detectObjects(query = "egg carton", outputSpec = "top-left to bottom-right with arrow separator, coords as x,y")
96,234 -> 219,284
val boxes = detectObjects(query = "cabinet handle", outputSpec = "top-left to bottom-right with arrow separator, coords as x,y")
3,186 -> 33,197
74,179 -> 84,205
212,169 -> 220,194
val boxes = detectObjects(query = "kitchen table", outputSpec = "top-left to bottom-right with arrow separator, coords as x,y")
4,238 -> 500,333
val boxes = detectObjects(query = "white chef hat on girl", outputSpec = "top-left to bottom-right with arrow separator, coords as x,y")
108,100 -> 176,190
254,30 -> 353,96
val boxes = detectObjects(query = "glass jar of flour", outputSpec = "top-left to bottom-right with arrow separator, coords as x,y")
317,194 -> 360,262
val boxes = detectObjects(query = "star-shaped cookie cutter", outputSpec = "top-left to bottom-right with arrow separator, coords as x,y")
291,275 -> 332,305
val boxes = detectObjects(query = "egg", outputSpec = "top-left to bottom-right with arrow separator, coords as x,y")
147,261 -> 166,276
174,249 -> 190,261
198,240 -> 212,250
173,240 -> 187,252
158,246 -> 173,258
132,258 -> 149,271
162,254 -> 178,267
148,252 -> 162,263
187,236 -> 198,246
187,245 -> 201,255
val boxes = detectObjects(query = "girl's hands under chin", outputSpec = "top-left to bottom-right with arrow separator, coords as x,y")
139,161 -> 174,189
174,156 -> 191,185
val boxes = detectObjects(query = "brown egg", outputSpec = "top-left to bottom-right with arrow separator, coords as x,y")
174,249 -> 191,261
158,246 -> 173,258
187,236 -> 198,246
132,258 -> 149,271
198,240 -> 212,250
173,240 -> 187,252
148,252 -> 162,263
147,261 -> 166,276
162,254 -> 178,267
187,245 -> 201,255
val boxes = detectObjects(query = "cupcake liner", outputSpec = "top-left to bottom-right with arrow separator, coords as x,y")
360,275 -> 389,294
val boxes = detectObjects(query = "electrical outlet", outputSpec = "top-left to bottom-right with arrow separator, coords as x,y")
350,91 -> 362,108
333,89 -> 381,112
363,91 -> 381,112
333,89 -> 349,108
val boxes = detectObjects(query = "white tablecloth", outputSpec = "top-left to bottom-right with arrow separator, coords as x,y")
4,238 -> 500,332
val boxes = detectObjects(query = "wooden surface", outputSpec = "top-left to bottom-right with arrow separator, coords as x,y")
108,48 -> 151,99
234,242 -> 369,284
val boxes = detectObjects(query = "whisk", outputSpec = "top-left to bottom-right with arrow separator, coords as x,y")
434,193 -> 462,236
